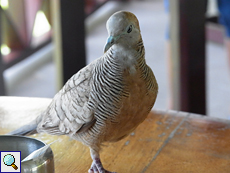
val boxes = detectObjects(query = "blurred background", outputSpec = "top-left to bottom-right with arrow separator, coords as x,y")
0,0 -> 230,119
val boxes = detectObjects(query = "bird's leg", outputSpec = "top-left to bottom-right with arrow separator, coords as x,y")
88,148 -> 116,173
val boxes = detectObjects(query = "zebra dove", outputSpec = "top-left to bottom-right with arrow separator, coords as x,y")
7,11 -> 158,173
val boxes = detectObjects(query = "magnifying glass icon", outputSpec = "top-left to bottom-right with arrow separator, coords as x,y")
3,154 -> 18,170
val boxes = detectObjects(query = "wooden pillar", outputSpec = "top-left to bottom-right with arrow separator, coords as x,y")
0,8 -> 6,95
52,0 -> 86,90
170,0 -> 207,115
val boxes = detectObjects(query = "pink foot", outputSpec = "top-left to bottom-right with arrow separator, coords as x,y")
88,158 -> 116,173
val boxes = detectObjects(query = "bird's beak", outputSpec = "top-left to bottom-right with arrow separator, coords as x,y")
104,36 -> 117,53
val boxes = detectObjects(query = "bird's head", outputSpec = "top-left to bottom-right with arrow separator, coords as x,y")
104,11 -> 141,53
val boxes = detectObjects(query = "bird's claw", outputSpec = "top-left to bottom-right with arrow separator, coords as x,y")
88,158 -> 116,173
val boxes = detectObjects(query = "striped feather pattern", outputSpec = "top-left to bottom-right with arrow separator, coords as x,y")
36,13 -> 158,156
37,37 -> 158,149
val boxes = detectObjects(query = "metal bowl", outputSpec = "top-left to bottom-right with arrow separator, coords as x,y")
0,135 -> 54,173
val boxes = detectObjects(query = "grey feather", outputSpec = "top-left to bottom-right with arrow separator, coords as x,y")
6,121 -> 37,136
21,140 -> 57,162
6,114 -> 42,136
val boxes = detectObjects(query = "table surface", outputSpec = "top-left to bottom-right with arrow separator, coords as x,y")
0,97 -> 230,173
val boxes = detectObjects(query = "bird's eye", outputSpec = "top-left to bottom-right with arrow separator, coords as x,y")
127,25 -> 133,33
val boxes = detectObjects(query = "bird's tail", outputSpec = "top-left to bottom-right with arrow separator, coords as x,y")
6,115 -> 42,136
6,123 -> 37,136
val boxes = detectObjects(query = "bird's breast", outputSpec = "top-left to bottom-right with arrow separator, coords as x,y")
102,66 -> 157,142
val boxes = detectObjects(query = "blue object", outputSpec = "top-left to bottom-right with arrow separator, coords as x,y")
3,154 -> 15,166
164,0 -> 169,12
164,0 -> 170,39
217,0 -> 230,38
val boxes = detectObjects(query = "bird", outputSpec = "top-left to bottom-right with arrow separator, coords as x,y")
7,11 -> 158,173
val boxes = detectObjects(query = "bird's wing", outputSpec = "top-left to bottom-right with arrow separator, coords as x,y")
37,60 -> 98,135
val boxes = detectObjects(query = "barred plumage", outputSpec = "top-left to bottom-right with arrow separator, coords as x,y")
7,11 -> 158,173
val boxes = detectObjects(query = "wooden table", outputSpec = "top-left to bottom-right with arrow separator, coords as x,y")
0,97 -> 230,172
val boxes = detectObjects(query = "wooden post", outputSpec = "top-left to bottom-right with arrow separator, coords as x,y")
170,0 -> 207,115
52,0 -> 86,90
